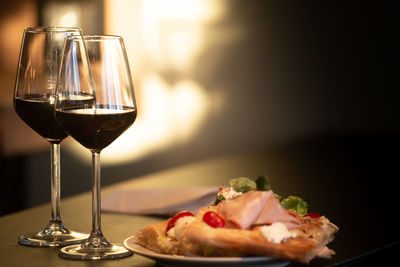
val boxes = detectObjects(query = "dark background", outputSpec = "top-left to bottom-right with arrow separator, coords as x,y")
0,0 -> 397,220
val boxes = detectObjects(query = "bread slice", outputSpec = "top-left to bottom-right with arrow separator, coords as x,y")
134,206 -> 338,264
133,220 -> 184,255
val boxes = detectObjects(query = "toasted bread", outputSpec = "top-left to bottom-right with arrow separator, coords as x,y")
134,206 -> 338,264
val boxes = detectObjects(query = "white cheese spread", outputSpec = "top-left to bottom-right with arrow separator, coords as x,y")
219,187 -> 242,200
259,222 -> 297,244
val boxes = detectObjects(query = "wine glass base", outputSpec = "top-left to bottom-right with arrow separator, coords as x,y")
59,243 -> 133,260
18,231 -> 88,247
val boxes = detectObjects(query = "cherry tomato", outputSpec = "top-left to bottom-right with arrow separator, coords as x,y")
202,211 -> 225,228
304,212 -> 321,218
166,211 -> 194,233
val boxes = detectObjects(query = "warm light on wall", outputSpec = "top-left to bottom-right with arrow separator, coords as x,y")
59,12 -> 79,26
139,0 -> 224,71
0,1 -> 37,108
66,0 -> 226,165
97,75 -> 209,164
42,3 -> 81,27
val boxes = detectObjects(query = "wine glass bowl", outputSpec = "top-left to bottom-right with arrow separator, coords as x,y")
14,26 -> 76,144
55,106 -> 136,152
14,93 -> 68,143
13,26 -> 88,247
55,35 -> 136,260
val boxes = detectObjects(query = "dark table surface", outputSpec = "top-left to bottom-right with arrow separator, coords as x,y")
0,134 -> 398,266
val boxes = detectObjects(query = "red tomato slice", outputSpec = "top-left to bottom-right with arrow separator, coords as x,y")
203,211 -> 225,228
304,212 -> 321,218
165,211 -> 194,233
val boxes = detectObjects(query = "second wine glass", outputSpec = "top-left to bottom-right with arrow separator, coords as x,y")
55,35 -> 137,260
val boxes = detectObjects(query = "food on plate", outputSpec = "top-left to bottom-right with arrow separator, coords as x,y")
133,175 -> 339,264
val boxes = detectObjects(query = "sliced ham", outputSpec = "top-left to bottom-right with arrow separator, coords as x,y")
217,190 -> 269,229
254,191 -> 301,229
217,190 -> 301,230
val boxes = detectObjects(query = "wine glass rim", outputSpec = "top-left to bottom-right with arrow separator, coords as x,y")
68,34 -> 123,41
25,26 -> 82,33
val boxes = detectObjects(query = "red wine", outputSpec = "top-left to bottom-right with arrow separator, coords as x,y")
14,95 -> 68,143
55,106 -> 137,152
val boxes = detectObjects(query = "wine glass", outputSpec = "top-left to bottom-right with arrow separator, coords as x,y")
13,26 -> 88,247
55,35 -> 136,260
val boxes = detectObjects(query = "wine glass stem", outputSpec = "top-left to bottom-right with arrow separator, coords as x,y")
50,143 -> 61,223
91,151 -> 102,236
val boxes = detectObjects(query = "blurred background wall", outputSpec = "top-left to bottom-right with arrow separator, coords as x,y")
0,0 -> 396,215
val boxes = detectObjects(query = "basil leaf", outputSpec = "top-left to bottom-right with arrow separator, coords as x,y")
280,196 -> 308,215
256,174 -> 271,191
213,194 -> 225,205
229,177 -> 257,193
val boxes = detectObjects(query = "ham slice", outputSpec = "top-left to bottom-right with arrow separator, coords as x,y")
217,190 -> 301,229
217,191 -> 269,229
254,191 -> 301,229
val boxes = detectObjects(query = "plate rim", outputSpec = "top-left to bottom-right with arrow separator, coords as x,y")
123,235 -> 289,264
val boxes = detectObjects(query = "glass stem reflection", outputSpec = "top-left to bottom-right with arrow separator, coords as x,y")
50,143 -> 62,224
92,152 -> 101,235
85,151 -> 112,248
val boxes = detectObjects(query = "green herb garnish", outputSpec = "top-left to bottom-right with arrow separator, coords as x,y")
280,196 -> 308,216
213,194 -> 225,205
229,177 -> 257,193
255,174 -> 271,191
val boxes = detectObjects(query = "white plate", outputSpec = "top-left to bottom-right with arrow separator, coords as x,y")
123,236 -> 290,267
